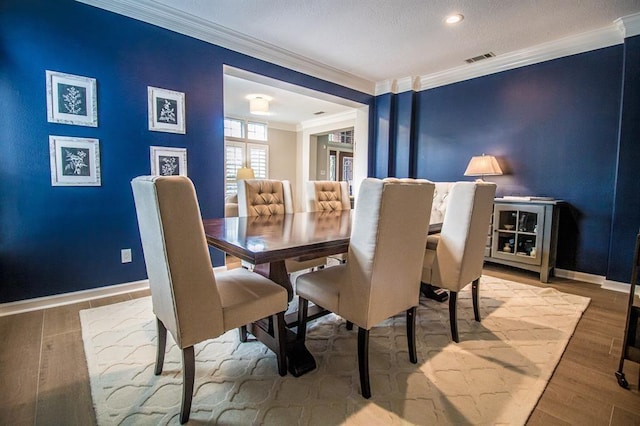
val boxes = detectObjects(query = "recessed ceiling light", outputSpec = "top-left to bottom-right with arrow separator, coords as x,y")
445,14 -> 464,24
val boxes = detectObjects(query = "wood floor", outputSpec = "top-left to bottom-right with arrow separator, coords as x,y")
1,263 -> 639,425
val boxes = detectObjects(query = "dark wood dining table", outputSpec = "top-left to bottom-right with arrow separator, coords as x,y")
203,210 -> 441,377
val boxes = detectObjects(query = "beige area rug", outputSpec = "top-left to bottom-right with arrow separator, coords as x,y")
80,275 -> 590,425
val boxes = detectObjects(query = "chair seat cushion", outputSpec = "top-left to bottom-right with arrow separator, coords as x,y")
285,257 -> 326,273
421,248 -> 436,284
216,268 -> 288,331
296,264 -> 347,314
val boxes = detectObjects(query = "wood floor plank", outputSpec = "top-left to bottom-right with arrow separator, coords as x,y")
610,404 -> 640,425
36,330 -> 96,425
43,301 -> 90,337
88,293 -> 131,308
0,310 -> 43,425
4,263 -> 639,425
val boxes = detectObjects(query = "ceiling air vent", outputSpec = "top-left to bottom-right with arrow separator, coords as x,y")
465,52 -> 496,64
314,111 -> 325,115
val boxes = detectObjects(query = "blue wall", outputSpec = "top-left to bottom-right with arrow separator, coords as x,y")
374,44 -> 640,281
609,35 -> 640,282
0,0 -> 372,303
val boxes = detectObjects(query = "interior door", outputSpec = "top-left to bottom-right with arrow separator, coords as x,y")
338,152 -> 353,182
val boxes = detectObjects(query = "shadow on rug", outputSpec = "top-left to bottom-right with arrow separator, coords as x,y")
80,274 -> 590,425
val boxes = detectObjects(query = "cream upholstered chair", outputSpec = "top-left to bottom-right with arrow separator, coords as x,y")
131,176 -> 288,424
421,181 -> 496,342
296,178 -> 435,398
305,180 -> 351,263
237,178 -> 327,271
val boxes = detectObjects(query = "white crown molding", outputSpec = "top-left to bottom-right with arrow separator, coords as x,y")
395,77 -> 415,94
375,80 -> 394,96
76,0 -> 375,95
615,12 -> 640,38
374,77 -> 420,95
416,24 -> 624,92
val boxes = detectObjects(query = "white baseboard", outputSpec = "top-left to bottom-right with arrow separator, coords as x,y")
554,268 -> 605,285
555,268 -> 636,294
0,279 -> 150,317
1,265 -> 632,317
0,266 -> 229,317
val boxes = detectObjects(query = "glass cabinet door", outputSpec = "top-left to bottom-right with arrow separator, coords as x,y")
492,204 -> 545,266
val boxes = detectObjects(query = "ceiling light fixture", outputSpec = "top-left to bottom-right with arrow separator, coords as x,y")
247,94 -> 272,115
445,14 -> 464,24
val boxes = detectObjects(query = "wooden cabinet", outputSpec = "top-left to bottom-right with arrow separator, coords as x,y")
485,198 -> 561,282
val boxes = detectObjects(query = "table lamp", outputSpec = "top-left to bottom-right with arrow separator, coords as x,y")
236,167 -> 255,180
464,154 -> 503,181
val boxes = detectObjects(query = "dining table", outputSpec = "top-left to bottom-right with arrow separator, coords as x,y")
203,210 -> 442,377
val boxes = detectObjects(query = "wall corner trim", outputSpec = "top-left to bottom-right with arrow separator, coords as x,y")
615,12 -> 640,38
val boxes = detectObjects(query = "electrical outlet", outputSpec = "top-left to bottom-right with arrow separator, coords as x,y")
121,248 -> 132,263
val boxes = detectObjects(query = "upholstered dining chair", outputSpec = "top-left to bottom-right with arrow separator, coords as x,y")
131,175 -> 288,424
237,178 -> 327,272
305,180 -> 351,263
420,181 -> 496,342
305,180 -> 351,212
296,178 -> 435,398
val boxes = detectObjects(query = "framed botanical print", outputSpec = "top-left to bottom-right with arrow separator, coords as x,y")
148,86 -> 186,134
49,136 -> 101,186
46,71 -> 98,127
150,146 -> 187,176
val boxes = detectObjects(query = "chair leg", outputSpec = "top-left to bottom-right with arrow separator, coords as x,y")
274,311 -> 287,376
406,307 -> 417,364
238,325 -> 248,342
449,291 -> 459,343
358,327 -> 371,399
346,320 -> 354,330
155,317 -> 167,375
180,346 -> 195,424
472,278 -> 481,322
297,297 -> 309,343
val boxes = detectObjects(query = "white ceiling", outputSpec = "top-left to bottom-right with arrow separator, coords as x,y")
79,0 -> 640,125
152,0 -> 640,82
223,70 -> 361,127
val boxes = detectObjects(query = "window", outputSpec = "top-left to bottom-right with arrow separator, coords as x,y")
328,129 -> 353,144
247,121 -> 268,141
224,118 -> 244,138
224,118 -> 269,196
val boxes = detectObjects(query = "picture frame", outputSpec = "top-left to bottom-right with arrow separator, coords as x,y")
148,86 -> 186,134
46,71 -> 98,127
49,136 -> 101,186
150,146 -> 187,176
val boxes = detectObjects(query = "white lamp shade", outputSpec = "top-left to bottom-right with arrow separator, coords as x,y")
464,154 -> 503,177
236,167 -> 255,180
249,97 -> 269,115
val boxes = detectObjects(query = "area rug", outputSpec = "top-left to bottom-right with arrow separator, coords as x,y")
80,275 -> 590,425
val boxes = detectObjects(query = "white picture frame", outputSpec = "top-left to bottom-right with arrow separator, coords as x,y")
46,71 -> 98,127
150,146 -> 187,176
148,86 -> 186,134
49,136 -> 101,186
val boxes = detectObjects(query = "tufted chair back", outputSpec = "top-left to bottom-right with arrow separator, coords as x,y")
238,179 -> 294,216
305,180 -> 351,212
431,182 -> 455,224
